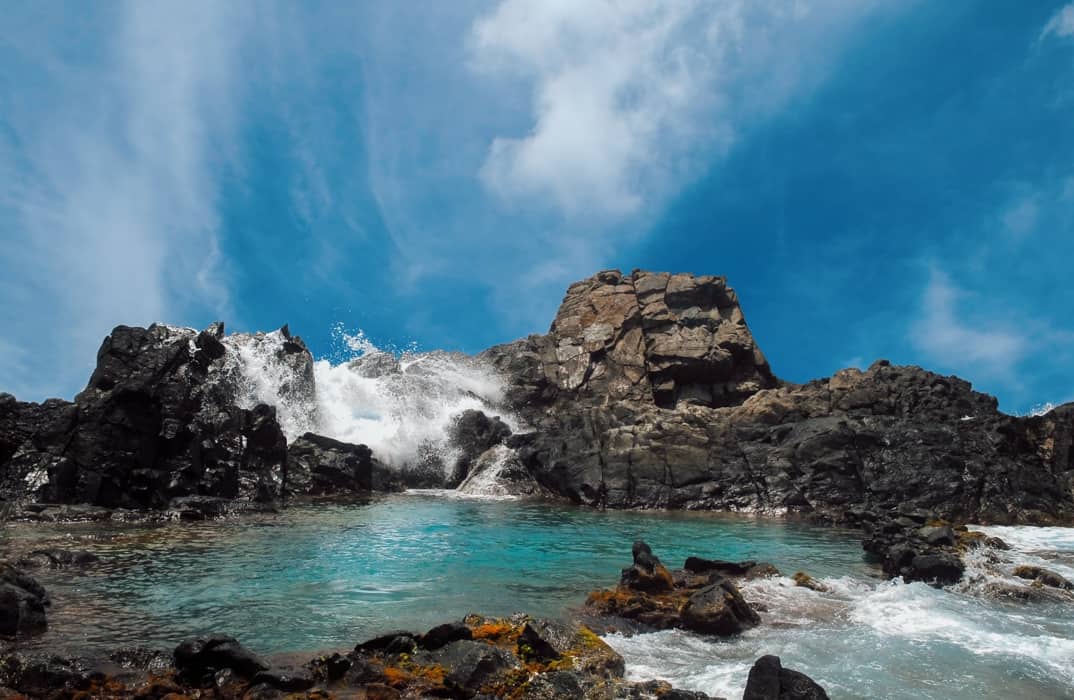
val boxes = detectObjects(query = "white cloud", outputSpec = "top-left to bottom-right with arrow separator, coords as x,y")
911,269 -> 1027,379
1001,194 -> 1040,237
0,2 -> 245,398
1042,3 -> 1074,40
468,0 -> 891,218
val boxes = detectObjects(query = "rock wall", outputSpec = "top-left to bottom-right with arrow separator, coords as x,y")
485,270 -> 1074,524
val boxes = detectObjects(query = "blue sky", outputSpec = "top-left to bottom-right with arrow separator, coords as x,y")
1,1 -> 1073,414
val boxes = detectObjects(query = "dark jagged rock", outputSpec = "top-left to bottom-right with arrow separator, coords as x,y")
482,270 -> 1074,523
586,541 -> 761,636
286,432 -> 377,496
0,323 -> 297,511
446,409 -> 513,486
743,655 -> 829,700
0,563 -> 49,638
419,621 -> 473,650
173,635 -> 269,678
860,517 -> 1014,585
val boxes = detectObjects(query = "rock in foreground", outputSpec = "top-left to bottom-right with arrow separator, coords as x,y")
743,655 -> 829,700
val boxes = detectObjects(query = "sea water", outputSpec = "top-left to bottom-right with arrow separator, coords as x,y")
4,494 -> 1073,699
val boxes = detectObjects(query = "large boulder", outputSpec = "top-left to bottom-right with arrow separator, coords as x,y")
455,445 -> 551,498
743,655 -> 829,700
286,432 -> 376,496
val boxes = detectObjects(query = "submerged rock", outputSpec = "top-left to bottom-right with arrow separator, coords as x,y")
0,563 -> 49,638
1012,565 -> 1074,590
15,549 -> 99,570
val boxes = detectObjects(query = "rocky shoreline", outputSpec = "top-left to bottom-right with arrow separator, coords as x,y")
0,539 -> 838,700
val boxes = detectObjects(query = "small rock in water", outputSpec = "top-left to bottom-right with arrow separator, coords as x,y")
792,572 -> 829,593
743,654 -> 829,700
1013,565 -> 1074,590
15,549 -> 99,570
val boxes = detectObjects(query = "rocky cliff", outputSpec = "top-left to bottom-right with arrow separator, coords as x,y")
483,270 -> 1074,524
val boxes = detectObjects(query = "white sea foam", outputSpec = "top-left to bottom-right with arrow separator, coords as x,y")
222,325 -> 520,473
603,527 -> 1074,699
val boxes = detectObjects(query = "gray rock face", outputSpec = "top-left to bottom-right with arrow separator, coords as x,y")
483,270 -> 1074,523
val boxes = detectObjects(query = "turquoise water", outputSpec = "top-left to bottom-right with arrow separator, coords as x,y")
4,493 -> 1074,699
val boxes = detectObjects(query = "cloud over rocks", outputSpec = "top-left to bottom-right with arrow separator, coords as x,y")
468,0 -> 892,219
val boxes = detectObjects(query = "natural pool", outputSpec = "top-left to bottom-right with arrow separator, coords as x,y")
4,492 -> 1074,699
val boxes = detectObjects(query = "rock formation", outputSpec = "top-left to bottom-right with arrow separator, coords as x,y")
1,269 -> 1073,524
484,270 -> 1074,524
0,323 -> 388,515
584,541 -> 765,636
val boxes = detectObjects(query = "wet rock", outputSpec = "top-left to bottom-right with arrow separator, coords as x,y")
307,652 -> 351,682
286,432 -> 377,496
862,517 -> 983,585
792,572 -> 829,593
354,632 -> 418,656
684,557 -> 780,579
456,445 -> 551,498
680,579 -> 761,636
419,622 -> 473,650
909,553 -> 965,585
15,549 -> 99,570
586,543 -> 760,637
621,541 -> 675,593
250,667 -> 315,692
0,563 -> 49,638
1013,565 -> 1074,590
0,322 -> 298,511
516,619 -> 624,678
414,639 -> 518,694
743,655 -> 829,700
0,652 -> 89,696
107,646 -> 171,672
173,635 -> 269,678
447,409 -> 513,486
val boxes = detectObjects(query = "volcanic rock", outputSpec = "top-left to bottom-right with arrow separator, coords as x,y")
743,655 -> 829,700
585,541 -> 761,636
482,270 -> 1074,523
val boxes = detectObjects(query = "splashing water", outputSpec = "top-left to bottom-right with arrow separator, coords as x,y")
605,525 -> 1074,699
222,324 -> 521,472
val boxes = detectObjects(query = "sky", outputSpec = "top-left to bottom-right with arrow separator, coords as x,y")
1,1 -> 1072,414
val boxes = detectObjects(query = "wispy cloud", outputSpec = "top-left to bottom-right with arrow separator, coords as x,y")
1041,3 -> 1074,40
468,0 -> 894,219
0,2 -> 245,398
911,269 -> 1027,379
